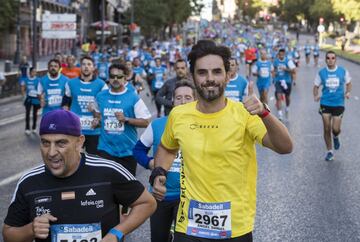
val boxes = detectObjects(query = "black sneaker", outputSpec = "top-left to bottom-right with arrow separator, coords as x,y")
333,137 -> 340,150
325,152 -> 334,161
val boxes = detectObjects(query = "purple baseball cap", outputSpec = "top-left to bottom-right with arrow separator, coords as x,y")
39,109 -> 82,136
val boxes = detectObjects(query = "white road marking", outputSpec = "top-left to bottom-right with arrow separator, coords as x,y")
0,113 -> 24,127
0,171 -> 25,187
0,110 -> 42,127
0,164 -> 43,187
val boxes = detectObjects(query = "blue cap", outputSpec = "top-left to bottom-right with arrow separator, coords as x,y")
39,109 -> 81,136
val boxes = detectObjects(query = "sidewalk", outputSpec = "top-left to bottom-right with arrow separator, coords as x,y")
0,57 -> 50,73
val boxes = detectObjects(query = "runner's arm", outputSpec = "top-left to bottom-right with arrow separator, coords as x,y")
261,115 -> 293,154
154,143 -> 178,170
102,189 -> 156,241
133,141 -> 153,169
3,214 -> 57,242
152,143 -> 178,201
155,82 -> 172,108
3,223 -> 34,242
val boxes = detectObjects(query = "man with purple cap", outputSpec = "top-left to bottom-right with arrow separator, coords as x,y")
2,109 -> 156,242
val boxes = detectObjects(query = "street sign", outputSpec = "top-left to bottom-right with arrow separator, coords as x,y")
317,25 -> 325,33
42,14 -> 76,39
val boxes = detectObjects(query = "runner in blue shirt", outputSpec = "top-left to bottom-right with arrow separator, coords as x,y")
125,60 -> 144,94
313,51 -> 352,161
313,43 -> 320,67
93,63 -> 152,176
252,49 -> 274,104
91,48 -> 101,66
225,58 -> 248,102
149,58 -> 167,117
304,40 -> 312,65
21,67 -> 41,135
62,56 -> 108,156
97,56 -> 110,83
37,59 -> 69,115
273,49 -> 296,120
133,80 -> 196,242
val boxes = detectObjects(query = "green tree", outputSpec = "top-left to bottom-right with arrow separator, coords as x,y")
281,0 -> 313,23
309,0 -> 338,24
331,0 -> 360,21
0,0 -> 18,32
126,0 -> 203,39
235,0 -> 266,20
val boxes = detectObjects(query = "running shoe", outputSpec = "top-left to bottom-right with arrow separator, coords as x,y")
25,129 -> 31,135
333,136 -> 340,150
285,107 -> 289,119
325,152 -> 334,161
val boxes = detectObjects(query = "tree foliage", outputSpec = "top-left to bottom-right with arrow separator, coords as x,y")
235,0 -> 265,20
126,0 -> 203,39
309,0 -> 339,24
0,0 -> 18,32
235,0 -> 359,29
331,0 -> 360,21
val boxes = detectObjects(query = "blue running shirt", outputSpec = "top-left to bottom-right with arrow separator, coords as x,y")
225,74 -> 248,102
96,89 -> 151,157
38,74 -> 68,115
314,66 -> 351,107
65,77 -> 107,135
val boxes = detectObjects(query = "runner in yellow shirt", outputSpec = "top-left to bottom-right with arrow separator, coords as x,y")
151,40 -> 293,242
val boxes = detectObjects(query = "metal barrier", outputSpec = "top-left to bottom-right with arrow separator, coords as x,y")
0,69 -> 47,99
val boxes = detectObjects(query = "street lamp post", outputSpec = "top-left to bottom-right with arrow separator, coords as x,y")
32,0 -> 38,68
130,0 -> 134,48
14,1 -> 21,65
101,0 -> 105,52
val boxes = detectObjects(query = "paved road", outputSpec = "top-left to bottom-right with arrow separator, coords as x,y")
0,45 -> 359,241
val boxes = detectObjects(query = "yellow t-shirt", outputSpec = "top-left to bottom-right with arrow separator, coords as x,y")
161,99 -> 267,239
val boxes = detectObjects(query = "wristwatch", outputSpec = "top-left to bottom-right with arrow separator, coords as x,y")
258,102 -> 270,119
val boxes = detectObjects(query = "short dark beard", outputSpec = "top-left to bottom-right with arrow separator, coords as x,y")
82,72 -> 92,78
195,81 -> 225,102
49,70 -> 59,78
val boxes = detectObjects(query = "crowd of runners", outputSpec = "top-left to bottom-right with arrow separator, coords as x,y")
2,20 -> 352,242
